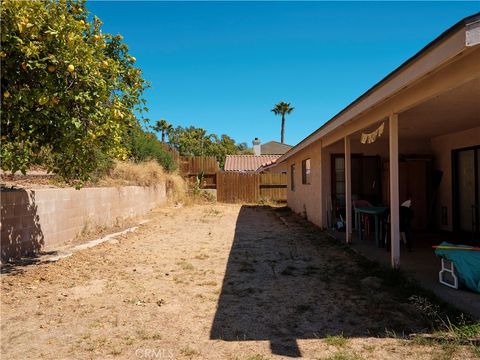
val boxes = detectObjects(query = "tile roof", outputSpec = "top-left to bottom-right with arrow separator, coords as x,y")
224,155 -> 282,172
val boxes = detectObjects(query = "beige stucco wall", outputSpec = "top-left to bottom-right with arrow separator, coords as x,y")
284,133 -> 434,228
1,185 -> 167,261
430,126 -> 480,231
284,140 -> 324,227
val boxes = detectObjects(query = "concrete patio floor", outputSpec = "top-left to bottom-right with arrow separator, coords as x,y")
328,230 -> 480,321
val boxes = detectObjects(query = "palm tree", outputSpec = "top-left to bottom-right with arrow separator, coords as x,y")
152,119 -> 172,143
271,101 -> 294,144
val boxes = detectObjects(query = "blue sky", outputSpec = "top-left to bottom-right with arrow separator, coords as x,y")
87,1 -> 479,146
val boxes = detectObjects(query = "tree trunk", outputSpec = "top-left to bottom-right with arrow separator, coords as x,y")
281,115 -> 285,144
161,130 -> 165,143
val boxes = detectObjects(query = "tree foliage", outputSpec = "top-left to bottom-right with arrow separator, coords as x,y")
0,0 -> 148,184
125,123 -> 176,172
151,118 -> 172,143
271,101 -> 294,144
168,126 -> 250,167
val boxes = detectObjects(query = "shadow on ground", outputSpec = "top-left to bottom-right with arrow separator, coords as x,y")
1,187 -> 45,274
210,205 -> 434,357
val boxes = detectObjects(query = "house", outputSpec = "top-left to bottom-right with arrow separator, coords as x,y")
252,138 -> 292,155
274,13 -> 480,268
223,138 -> 292,173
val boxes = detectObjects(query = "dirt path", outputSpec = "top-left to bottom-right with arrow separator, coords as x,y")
1,204 -> 477,359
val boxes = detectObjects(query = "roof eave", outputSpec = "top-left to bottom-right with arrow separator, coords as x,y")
278,12 -> 480,164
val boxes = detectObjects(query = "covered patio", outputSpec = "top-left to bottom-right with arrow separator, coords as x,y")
277,14 -> 480,317
276,13 -> 480,317
321,61 -> 480,318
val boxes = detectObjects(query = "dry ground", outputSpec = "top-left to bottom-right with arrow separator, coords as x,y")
1,203 -> 478,359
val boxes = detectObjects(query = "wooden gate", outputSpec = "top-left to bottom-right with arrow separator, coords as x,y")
217,172 -> 287,203
180,156 -> 219,189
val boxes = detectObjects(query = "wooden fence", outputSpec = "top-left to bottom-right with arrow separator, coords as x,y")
179,156 -> 220,189
179,156 -> 219,175
259,173 -> 288,201
217,172 -> 287,203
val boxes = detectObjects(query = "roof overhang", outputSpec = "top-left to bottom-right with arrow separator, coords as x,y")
277,12 -> 480,164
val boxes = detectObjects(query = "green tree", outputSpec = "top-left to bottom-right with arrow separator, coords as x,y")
168,126 -> 247,167
151,119 -> 172,143
271,101 -> 294,144
125,124 -> 176,172
0,0 -> 148,185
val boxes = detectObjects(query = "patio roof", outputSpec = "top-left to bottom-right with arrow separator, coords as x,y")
278,12 -> 480,163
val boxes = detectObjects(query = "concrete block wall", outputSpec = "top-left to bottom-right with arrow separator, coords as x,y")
1,185 -> 166,261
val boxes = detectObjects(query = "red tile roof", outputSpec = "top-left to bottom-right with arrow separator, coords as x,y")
224,155 -> 281,172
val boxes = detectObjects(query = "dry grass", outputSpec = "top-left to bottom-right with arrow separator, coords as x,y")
2,204 -> 479,359
100,160 -> 167,187
2,160 -> 208,207
99,160 -> 190,204
165,171 -> 190,204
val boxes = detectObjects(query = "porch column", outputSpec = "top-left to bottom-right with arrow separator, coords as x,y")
389,113 -> 400,268
345,135 -> 352,243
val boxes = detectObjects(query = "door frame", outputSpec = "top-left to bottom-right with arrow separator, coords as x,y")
452,145 -> 480,239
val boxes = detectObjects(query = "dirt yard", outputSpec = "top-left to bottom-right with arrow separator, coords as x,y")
1,204 -> 478,359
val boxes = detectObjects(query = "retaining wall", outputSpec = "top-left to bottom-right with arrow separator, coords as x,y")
1,185 -> 167,261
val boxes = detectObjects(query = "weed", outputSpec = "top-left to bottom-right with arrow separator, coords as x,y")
363,345 -> 375,352
324,334 -> 348,348
432,343 -> 457,360
180,346 -> 199,356
319,351 -> 363,360
243,355 -> 270,360
88,319 -> 104,329
203,207 -> 222,217
110,346 -> 122,356
136,328 -> 151,340
123,336 -> 135,346
135,329 -> 162,341
198,280 -> 217,286
151,333 -> 162,340
172,276 -> 186,284
471,344 -> 480,357
177,261 -> 195,271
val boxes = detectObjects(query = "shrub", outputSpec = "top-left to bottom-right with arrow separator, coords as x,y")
127,128 -> 176,172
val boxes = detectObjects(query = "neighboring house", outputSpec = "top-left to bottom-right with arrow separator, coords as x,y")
273,13 -> 480,268
224,155 -> 282,173
223,138 -> 292,173
252,138 -> 292,155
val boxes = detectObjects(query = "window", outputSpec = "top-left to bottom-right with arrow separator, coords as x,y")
302,159 -> 311,185
290,164 -> 296,191
334,156 -> 345,206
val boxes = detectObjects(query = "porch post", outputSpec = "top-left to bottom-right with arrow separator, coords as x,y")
389,113 -> 400,268
345,135 -> 352,243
